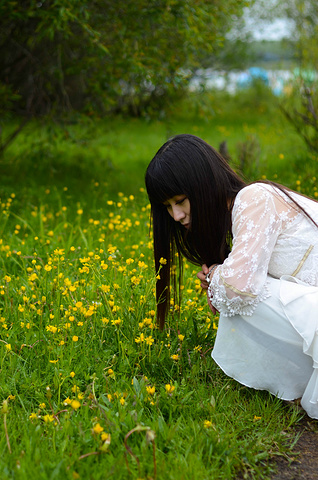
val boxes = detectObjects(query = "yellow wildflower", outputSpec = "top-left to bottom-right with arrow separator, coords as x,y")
145,336 -> 154,346
146,386 -> 156,396
165,384 -> 175,394
43,414 -> 55,423
101,432 -> 111,442
93,423 -> 104,434
111,318 -> 121,326
71,399 -> 81,410
135,333 -> 145,344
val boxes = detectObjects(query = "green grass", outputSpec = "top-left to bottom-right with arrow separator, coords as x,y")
0,90 -> 316,479
2,86 -> 317,198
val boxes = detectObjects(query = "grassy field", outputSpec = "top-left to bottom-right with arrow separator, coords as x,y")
0,90 -> 317,479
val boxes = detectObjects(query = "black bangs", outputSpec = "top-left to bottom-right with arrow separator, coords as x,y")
145,157 -> 186,205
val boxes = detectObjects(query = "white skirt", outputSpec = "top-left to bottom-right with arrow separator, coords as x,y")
212,275 -> 318,419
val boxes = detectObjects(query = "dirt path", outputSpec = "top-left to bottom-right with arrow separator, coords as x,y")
270,416 -> 318,479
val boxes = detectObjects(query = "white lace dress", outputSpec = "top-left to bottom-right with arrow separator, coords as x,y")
208,183 -> 318,418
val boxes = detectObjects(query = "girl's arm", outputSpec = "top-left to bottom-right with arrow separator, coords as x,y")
206,184 -> 296,316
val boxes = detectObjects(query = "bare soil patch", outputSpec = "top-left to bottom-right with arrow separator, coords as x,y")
271,416 -> 318,480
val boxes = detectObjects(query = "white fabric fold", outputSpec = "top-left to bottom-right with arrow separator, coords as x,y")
212,275 -> 318,419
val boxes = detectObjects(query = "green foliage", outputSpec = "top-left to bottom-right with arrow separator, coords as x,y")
268,0 -> 318,155
0,0 -> 250,118
280,79 -> 318,155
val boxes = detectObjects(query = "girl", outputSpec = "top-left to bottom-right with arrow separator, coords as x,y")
145,133 -> 318,419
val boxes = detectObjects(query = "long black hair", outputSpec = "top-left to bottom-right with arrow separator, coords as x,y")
145,134 -> 246,329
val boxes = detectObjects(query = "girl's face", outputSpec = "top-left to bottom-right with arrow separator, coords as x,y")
163,195 -> 191,229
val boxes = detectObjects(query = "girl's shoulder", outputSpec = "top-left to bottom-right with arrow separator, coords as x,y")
232,183 -> 296,223
233,183 -> 276,209
236,182 -> 275,199
233,182 -> 318,227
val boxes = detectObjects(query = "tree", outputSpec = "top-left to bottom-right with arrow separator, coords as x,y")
0,0 -> 251,118
277,0 -> 318,154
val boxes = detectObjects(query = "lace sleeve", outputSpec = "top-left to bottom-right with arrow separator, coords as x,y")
208,184 -> 296,316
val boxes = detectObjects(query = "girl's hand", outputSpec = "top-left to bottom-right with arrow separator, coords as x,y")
197,264 -> 218,315
197,264 -> 210,290
206,291 -> 217,315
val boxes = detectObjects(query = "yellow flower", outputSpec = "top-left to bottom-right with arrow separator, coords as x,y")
159,258 -> 167,265
135,333 -> 145,344
253,416 -> 262,421
178,334 -> 185,342
46,325 -> 57,334
165,384 -> 175,394
29,412 -> 37,420
72,336 -> 78,342
70,371 -> 75,378
5,344 -> 11,351
64,397 -> 72,405
39,403 -> 46,409
171,354 -> 179,361
71,399 -> 81,410
204,420 -> 212,429
43,414 -> 55,423
145,336 -> 154,346
54,248 -> 65,256
111,318 -> 121,326
4,275 -> 11,283
93,423 -> 104,434
146,386 -> 156,396
119,398 -> 125,406
101,432 -> 111,442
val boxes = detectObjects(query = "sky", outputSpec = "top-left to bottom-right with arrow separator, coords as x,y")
243,16 -> 294,41
240,0 -> 295,41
